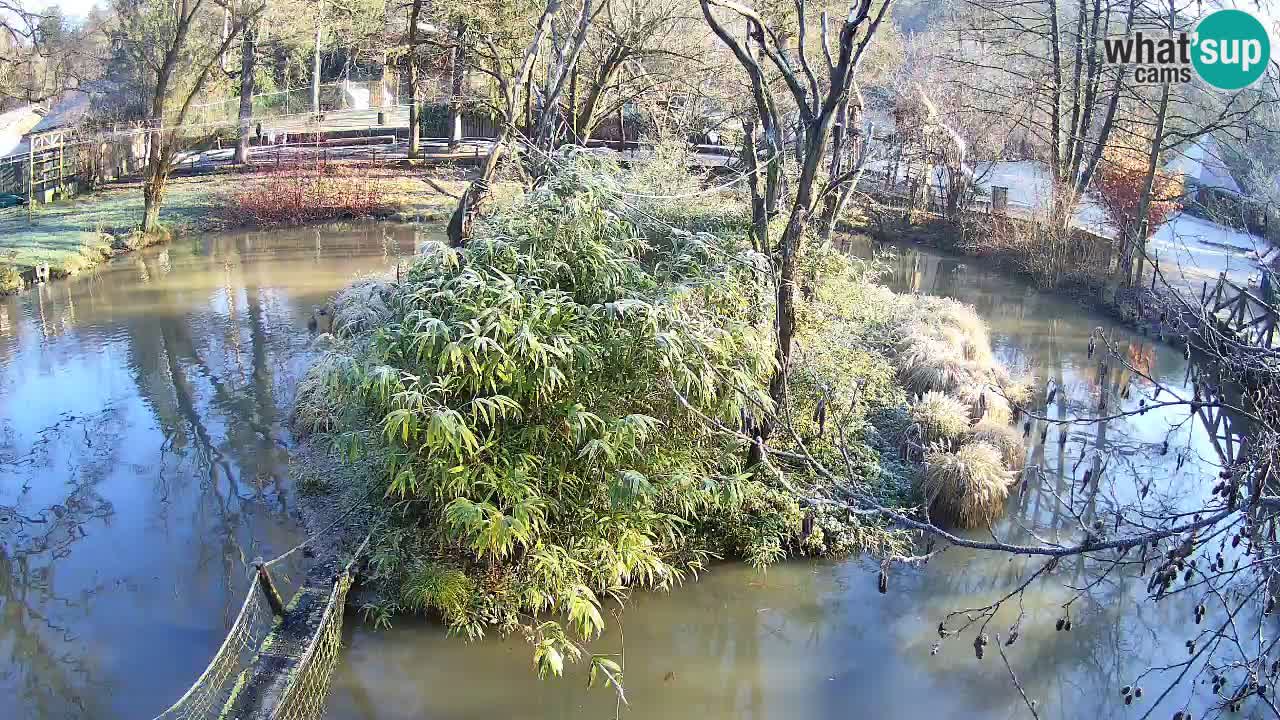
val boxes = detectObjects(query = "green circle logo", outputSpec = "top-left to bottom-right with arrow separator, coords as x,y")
1192,9 -> 1270,90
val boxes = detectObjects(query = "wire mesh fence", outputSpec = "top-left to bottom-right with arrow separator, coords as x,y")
271,572 -> 354,720
153,574 -> 274,720
182,80 -> 394,129
151,526 -> 368,720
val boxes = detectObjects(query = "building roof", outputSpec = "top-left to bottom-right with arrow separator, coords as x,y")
0,105 -> 44,158
1165,137 -> 1243,196
29,91 -> 91,134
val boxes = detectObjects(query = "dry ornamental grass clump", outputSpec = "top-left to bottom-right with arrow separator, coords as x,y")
922,441 -> 1015,529
898,337 -> 972,395
891,298 -> 998,395
909,391 -> 972,445
968,420 -> 1027,470
958,383 -> 1012,426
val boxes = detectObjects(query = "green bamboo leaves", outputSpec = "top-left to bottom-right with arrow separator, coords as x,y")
311,153 -> 804,685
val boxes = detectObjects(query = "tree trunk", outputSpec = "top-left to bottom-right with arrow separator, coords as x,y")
448,127 -> 509,246
235,19 -> 257,165
741,117 -> 768,253
573,48 -> 625,143
408,88 -> 421,157
142,145 -> 167,234
448,19 -> 466,151
761,128 -> 831,450
311,1 -> 323,116
815,100 -> 847,238
1122,84 -> 1170,288
1118,2 -> 1173,287
406,0 -> 423,159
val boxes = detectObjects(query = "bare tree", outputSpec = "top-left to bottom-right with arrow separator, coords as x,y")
699,0 -> 893,452
564,0 -> 708,144
111,0 -> 260,233
0,2 -> 97,106
445,0 -> 594,246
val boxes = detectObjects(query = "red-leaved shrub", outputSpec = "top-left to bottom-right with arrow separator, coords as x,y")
1095,140 -> 1184,240
230,160 -> 393,225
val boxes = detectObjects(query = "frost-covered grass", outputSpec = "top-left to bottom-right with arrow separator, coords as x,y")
0,167 -> 464,284
0,178 -> 219,275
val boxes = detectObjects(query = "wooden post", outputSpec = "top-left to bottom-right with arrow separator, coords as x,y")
253,557 -> 287,617
26,143 -> 34,222
1232,286 -> 1248,330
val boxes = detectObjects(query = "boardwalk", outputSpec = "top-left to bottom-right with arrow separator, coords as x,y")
1201,272 -> 1279,350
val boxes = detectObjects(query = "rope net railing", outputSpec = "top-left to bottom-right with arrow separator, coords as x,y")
151,523 -> 370,720
271,572 -> 355,720
153,574 -> 274,720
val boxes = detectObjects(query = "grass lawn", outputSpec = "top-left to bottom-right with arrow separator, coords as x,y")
0,166 -> 466,286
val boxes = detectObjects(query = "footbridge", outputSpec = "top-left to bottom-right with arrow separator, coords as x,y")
152,533 -> 369,720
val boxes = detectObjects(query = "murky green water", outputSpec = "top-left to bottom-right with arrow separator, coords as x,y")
326,237 -> 1244,720
0,223 -> 424,719
1,225 -> 1247,719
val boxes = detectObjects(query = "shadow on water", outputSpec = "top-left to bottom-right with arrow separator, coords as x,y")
325,234 -> 1251,720
0,222 -> 428,720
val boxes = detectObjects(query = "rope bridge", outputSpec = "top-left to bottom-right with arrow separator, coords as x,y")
153,534 -> 368,720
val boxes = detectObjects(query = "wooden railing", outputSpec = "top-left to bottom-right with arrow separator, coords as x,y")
1202,272 -> 1280,350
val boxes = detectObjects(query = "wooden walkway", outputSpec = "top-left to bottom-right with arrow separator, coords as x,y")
1201,272 -> 1279,350
218,560 -> 353,720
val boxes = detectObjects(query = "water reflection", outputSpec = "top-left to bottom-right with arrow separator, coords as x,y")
0,222 -> 425,719
326,236 -> 1249,720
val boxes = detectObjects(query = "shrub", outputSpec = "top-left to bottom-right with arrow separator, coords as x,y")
788,245 -> 906,460
1095,135 -> 1184,243
908,390 -> 971,444
0,265 -> 23,295
228,160 -> 392,226
968,420 -> 1026,470
331,279 -> 395,338
309,152 -> 788,675
963,214 -> 1114,290
921,441 -> 1014,528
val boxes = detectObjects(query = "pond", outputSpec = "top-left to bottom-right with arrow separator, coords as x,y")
324,235 -> 1244,720
0,225 -> 1245,720
0,222 -> 424,720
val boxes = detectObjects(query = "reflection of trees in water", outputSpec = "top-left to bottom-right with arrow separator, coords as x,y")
0,409 -> 120,719
128,248 -> 298,631
901,536 -> 1168,720
0,226 -> 404,719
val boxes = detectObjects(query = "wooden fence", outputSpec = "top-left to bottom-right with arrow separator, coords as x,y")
0,129 -> 84,202
1202,272 -> 1280,350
